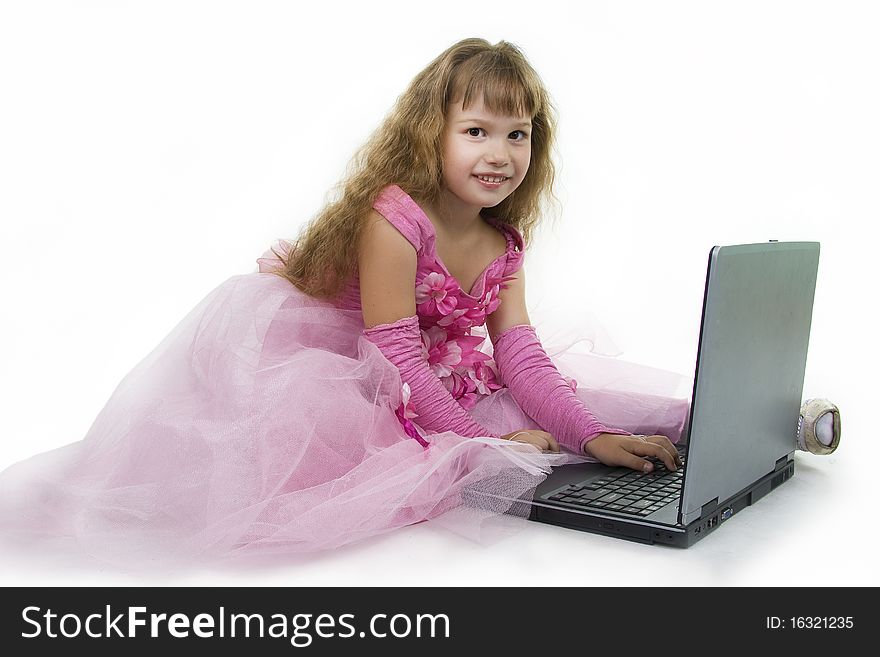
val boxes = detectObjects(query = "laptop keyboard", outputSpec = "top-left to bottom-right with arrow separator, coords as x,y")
545,452 -> 686,517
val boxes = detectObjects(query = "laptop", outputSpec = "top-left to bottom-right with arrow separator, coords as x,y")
478,241 -> 820,547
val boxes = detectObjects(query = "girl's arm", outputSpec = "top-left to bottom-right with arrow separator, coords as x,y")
359,212 -> 496,438
486,266 -> 632,454
487,267 -> 681,470
359,210 -> 419,329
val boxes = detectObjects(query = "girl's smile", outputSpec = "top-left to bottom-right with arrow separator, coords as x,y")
473,174 -> 510,189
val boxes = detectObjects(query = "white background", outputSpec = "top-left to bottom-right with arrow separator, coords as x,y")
0,0 -> 876,586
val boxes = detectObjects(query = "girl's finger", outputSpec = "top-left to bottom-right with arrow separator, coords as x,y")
646,435 -> 681,466
629,440 -> 677,471
614,448 -> 655,473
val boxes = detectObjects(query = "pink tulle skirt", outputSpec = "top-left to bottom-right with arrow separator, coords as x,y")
0,272 -> 690,570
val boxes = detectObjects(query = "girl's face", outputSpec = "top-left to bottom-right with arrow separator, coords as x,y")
440,97 -> 532,214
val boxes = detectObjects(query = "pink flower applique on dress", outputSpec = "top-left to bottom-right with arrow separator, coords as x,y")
421,326 -> 464,378
411,261 -> 520,412
395,382 -> 429,448
448,333 -> 493,369
415,271 -> 459,317
480,284 -> 501,316
419,323 -> 500,410
440,370 -> 469,400
457,361 -> 503,410
437,303 -> 487,331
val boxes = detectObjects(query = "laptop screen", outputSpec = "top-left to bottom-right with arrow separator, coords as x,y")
679,242 -> 819,525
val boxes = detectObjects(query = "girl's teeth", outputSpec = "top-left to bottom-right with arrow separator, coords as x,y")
478,176 -> 505,183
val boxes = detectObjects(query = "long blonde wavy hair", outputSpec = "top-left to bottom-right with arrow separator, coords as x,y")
269,37 -> 559,301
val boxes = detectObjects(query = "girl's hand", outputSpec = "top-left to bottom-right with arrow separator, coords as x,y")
500,429 -> 560,453
584,433 -> 682,472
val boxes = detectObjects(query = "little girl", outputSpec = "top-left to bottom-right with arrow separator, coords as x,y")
0,38 -> 696,568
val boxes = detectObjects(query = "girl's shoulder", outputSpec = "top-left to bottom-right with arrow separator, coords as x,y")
370,185 -> 433,254
482,215 -> 526,280
482,214 -> 524,255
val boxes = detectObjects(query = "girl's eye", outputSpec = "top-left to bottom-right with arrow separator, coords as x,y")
466,127 -> 529,140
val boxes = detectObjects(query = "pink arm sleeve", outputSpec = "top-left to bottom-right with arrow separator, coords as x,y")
363,315 -> 498,439
492,324 -> 632,455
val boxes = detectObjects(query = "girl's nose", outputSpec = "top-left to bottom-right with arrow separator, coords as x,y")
485,146 -> 509,167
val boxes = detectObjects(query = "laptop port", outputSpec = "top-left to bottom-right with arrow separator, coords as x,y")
721,507 -> 733,522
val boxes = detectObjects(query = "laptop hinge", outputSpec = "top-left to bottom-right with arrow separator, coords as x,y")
774,455 -> 789,472
700,497 -> 719,520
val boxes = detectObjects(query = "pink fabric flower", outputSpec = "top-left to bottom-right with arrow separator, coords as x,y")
399,381 -> 418,419
440,370 -> 469,400
481,283 -> 502,315
421,326 -> 462,378
395,394 -> 430,447
395,383 -> 429,448
447,334 -> 492,369
438,304 -> 488,331
458,369 -> 483,411
438,359 -> 502,410
457,387 -> 480,411
467,361 -> 503,396
395,382 -> 428,447
435,306 -> 471,329
415,271 -> 459,316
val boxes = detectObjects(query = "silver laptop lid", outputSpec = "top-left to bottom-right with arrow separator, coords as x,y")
679,242 -> 820,525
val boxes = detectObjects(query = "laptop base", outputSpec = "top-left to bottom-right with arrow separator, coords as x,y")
528,458 -> 795,548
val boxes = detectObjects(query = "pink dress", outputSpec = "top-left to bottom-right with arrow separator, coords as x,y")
0,185 -> 689,569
